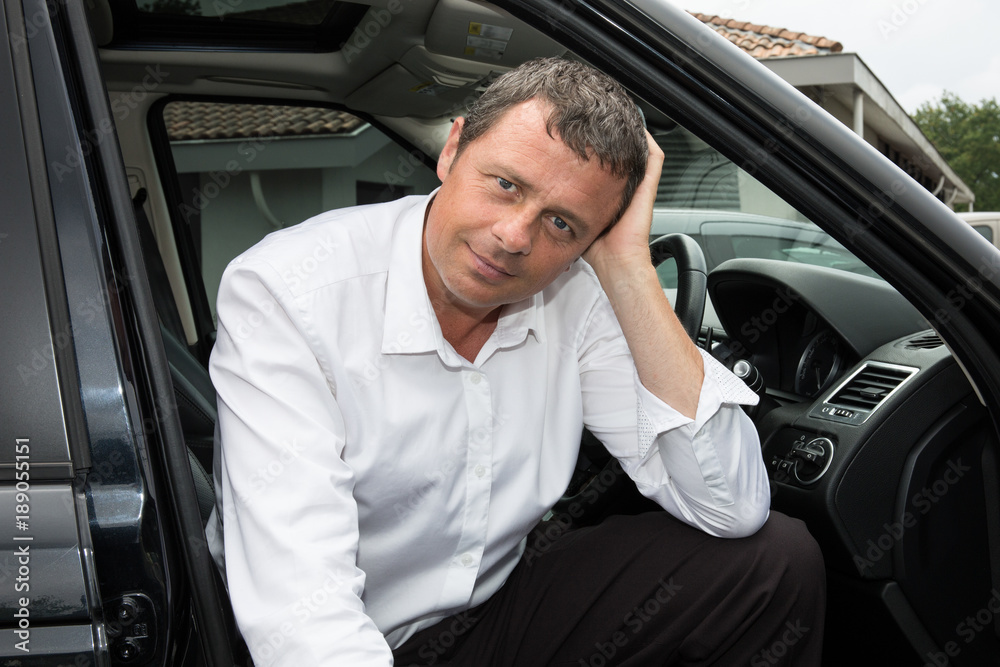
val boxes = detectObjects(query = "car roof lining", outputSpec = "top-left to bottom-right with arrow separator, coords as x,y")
97,0 -> 566,122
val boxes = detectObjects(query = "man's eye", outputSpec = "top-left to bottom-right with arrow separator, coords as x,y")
497,177 -> 516,192
552,217 -> 570,232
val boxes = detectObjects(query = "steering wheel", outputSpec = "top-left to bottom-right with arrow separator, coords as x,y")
553,233 -> 709,527
649,233 -> 707,341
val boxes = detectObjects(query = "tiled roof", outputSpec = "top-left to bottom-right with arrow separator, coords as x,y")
164,102 -> 364,141
689,12 -> 843,59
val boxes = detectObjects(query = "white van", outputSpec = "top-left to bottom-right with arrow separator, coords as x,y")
959,211 -> 1000,248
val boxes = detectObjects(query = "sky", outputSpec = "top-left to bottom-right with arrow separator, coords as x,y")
672,0 -> 1000,113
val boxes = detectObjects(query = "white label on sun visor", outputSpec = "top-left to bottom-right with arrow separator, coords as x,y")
468,22 -> 514,41
466,35 -> 507,51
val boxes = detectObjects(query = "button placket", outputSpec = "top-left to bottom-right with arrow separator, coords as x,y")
443,369 -> 495,603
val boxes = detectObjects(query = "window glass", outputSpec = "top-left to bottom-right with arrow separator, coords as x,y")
159,99 -> 879,332
973,225 -> 994,243
137,0 -> 338,23
650,123 -> 880,284
163,101 -> 439,321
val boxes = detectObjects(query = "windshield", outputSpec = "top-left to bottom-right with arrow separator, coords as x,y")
647,121 -> 882,287
649,211 -> 882,288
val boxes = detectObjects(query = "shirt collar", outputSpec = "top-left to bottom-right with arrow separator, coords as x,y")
382,193 -> 546,359
382,195 -> 441,356
494,291 -> 545,349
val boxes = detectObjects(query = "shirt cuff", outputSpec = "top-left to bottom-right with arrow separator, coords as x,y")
635,348 -> 758,458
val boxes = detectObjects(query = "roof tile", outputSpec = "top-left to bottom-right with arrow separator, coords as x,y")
689,11 -> 842,59
164,101 -> 364,142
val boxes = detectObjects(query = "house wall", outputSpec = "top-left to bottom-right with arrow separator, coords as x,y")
656,125 -> 807,222
174,129 -> 440,319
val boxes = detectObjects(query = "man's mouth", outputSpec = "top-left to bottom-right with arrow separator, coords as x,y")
469,246 -> 514,280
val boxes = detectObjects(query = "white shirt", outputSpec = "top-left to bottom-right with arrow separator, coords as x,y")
205,193 -> 769,666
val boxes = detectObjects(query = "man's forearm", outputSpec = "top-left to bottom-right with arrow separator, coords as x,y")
581,132 -> 704,419
589,258 -> 704,419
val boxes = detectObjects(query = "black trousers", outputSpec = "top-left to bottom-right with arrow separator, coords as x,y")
393,511 -> 825,666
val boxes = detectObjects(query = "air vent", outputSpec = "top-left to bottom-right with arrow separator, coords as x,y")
903,331 -> 944,350
812,362 -> 917,425
830,365 -> 912,409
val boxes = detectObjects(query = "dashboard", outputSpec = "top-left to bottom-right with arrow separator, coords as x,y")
706,258 -> 997,664
707,258 -> 929,402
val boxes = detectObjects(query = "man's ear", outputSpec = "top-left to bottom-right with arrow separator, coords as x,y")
436,117 -> 465,182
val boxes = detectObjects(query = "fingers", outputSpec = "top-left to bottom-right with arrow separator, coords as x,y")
640,129 -> 665,196
619,130 -> 663,234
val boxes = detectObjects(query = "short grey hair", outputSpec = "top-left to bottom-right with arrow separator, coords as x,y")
456,57 -> 648,226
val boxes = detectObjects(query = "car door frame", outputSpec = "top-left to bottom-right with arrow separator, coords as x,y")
3,0 -> 242,663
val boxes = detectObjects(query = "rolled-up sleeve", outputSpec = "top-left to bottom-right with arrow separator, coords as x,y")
580,297 -> 770,539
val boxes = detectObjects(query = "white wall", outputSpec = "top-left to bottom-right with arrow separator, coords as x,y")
183,130 -> 440,319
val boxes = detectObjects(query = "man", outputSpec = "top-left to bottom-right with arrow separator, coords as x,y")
206,57 -> 825,665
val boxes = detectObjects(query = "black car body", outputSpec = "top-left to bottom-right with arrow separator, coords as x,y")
1,0 -> 999,664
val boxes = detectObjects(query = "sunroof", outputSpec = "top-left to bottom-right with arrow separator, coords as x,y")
135,0 -> 337,25
106,0 -> 369,51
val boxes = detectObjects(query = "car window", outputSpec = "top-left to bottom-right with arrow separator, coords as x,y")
973,224 -> 994,243
108,0 -> 368,50
648,122 -> 881,287
156,100 -> 879,333
137,0 -> 339,22
160,101 -> 439,323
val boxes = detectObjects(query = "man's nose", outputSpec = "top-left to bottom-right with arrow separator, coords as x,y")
493,210 -> 534,254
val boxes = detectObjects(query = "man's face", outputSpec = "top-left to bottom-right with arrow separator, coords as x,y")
423,99 -> 627,315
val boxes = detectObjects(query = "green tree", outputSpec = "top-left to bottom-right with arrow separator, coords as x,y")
914,92 -> 1000,211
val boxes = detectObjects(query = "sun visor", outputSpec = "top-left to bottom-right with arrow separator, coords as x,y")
424,0 -> 565,65
346,46 -> 506,117
347,0 -> 564,117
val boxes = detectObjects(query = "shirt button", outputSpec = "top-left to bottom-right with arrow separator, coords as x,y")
474,465 -> 486,478
460,553 -> 474,566
469,373 -> 482,385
